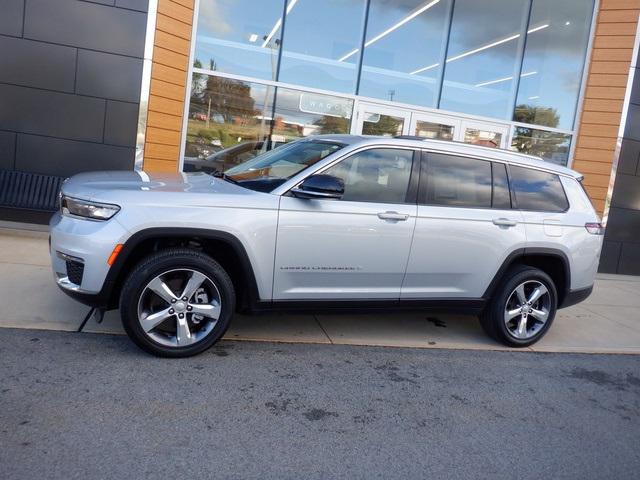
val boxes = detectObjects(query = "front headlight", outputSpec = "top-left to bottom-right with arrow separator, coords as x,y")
61,196 -> 120,220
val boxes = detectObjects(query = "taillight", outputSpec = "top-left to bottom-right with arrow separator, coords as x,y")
585,222 -> 605,235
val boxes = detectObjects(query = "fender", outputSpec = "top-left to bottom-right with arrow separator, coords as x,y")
482,247 -> 571,304
68,227 -> 262,310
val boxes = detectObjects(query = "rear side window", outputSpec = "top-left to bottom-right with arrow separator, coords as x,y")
509,166 -> 569,212
424,153 -> 492,208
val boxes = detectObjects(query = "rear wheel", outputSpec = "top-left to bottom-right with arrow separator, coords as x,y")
120,248 -> 235,357
480,266 -> 557,347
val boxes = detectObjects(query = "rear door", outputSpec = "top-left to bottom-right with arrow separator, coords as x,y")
273,147 -> 419,300
401,151 -> 526,299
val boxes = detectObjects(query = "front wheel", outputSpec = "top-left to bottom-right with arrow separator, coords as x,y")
120,248 -> 235,357
480,266 -> 557,347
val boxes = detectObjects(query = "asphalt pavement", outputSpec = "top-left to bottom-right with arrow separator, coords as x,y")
1,328 -> 639,480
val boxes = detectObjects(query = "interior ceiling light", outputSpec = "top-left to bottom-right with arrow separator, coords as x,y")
338,0 -> 440,62
262,0 -> 299,48
410,23 -> 549,75
475,70 -> 537,88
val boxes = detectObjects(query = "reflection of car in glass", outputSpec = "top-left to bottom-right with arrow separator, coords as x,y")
183,140 -> 284,174
50,135 -> 603,357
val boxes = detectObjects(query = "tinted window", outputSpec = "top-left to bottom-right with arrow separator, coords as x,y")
492,162 -> 511,209
324,149 -> 414,203
425,154 -> 492,208
509,165 -> 568,212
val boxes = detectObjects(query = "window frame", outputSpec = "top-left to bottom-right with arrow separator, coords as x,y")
506,164 -> 570,213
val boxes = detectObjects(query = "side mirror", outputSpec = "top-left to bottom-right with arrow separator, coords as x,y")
292,174 -> 344,200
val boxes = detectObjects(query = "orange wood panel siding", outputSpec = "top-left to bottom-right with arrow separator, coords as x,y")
574,0 -> 640,215
142,0 -> 195,173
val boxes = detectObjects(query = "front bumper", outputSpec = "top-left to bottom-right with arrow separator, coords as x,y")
50,212 -> 130,305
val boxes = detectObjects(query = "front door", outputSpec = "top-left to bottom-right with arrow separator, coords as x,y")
353,103 -> 411,137
273,147 -> 418,300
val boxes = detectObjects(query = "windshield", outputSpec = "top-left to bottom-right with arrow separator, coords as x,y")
225,140 -> 344,192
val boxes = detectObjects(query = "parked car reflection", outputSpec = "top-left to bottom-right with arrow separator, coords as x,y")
183,140 -> 285,174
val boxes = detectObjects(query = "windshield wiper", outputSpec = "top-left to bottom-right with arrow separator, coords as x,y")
210,169 -> 240,185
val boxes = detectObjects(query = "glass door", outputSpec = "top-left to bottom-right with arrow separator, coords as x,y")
409,112 -> 460,142
459,120 -> 509,149
353,103 -> 410,137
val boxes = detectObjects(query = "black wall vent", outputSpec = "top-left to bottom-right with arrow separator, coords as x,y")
0,170 -> 65,212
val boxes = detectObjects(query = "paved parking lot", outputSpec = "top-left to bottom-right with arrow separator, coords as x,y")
2,227 -> 640,354
1,327 -> 639,480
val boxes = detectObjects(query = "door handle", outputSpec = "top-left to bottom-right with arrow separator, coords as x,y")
378,211 -> 409,221
492,218 -> 518,227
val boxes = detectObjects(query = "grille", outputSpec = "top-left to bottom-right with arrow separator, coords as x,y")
0,169 -> 65,211
65,260 -> 85,286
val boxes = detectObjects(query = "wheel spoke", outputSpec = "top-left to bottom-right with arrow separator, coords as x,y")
140,307 -> 173,332
180,271 -> 207,301
176,315 -> 194,346
529,308 -> 549,323
505,308 -> 521,321
190,301 -> 221,320
527,284 -> 548,304
515,284 -> 527,305
147,277 -> 178,304
516,316 -> 528,338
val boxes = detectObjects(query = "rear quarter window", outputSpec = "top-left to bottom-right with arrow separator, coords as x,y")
509,165 -> 569,212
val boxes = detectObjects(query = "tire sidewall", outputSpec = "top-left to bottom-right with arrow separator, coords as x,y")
492,268 -> 557,347
120,251 -> 235,357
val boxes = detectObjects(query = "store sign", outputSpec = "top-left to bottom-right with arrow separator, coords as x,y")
299,93 -> 352,119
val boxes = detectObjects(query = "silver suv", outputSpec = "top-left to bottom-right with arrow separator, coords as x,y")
50,135 -> 603,357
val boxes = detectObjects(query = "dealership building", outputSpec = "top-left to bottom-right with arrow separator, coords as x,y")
1,0 -> 640,274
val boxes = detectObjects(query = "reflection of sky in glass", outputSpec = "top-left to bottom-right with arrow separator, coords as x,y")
515,0 -> 594,130
440,0 -> 529,119
358,0 -> 451,107
278,0 -> 367,93
194,0 -> 285,80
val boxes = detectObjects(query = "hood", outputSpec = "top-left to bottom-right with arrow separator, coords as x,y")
60,170 -> 267,207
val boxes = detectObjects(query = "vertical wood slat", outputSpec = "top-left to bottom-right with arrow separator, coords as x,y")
143,0 -> 195,173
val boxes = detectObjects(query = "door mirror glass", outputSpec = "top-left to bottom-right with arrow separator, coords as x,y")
292,174 -> 345,199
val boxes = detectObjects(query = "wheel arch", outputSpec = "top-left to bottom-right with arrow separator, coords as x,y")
483,248 -> 571,307
103,228 -> 261,311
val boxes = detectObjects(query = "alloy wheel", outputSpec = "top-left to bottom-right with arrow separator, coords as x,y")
503,280 -> 551,340
137,268 -> 222,348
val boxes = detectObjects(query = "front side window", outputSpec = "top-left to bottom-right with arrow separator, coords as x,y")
509,165 -> 568,212
225,140 -> 344,191
424,153 -> 492,208
323,148 -> 414,203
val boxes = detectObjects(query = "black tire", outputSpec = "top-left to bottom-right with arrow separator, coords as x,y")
480,265 -> 557,347
120,248 -> 235,358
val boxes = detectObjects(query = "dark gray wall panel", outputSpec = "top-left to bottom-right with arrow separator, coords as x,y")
116,0 -> 148,12
76,50 -> 143,102
610,174 -> 640,210
617,138 -> 640,175
624,103 -> 640,143
0,84 -> 105,142
604,207 -> 640,243
0,36 -> 77,93
618,242 -> 640,276
598,241 -> 621,274
104,101 -> 139,147
0,131 -> 17,170
24,0 -> 146,57
16,134 -> 134,177
0,0 -> 24,37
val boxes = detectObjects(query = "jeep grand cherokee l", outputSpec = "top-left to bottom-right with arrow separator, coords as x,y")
50,135 -> 603,357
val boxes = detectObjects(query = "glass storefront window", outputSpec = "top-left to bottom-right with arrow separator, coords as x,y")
439,0 -> 529,120
358,0 -> 451,107
194,0 -> 284,80
183,75 -> 275,173
511,126 -> 572,166
278,0 -> 367,93
514,0 -> 594,130
362,113 -> 405,137
415,120 -> 454,141
272,88 -> 353,141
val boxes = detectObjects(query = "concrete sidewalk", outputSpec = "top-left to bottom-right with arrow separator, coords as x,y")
2,227 -> 640,354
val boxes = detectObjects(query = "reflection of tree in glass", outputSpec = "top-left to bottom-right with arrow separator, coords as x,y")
362,115 -> 403,136
512,127 -> 569,165
314,115 -> 350,134
513,104 -> 560,128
